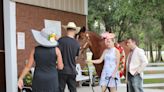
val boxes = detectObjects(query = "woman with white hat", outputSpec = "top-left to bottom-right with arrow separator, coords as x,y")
18,27 -> 64,92
58,22 -> 80,92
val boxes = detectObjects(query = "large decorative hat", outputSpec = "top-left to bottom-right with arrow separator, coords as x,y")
62,22 -> 81,33
31,26 -> 60,47
101,32 -> 115,40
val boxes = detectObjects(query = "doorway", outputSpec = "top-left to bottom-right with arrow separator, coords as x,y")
0,0 -> 6,91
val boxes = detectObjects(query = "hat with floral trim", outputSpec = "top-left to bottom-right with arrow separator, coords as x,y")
31,27 -> 60,47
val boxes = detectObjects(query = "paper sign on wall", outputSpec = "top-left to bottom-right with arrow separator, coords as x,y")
17,32 -> 25,50
44,19 -> 62,37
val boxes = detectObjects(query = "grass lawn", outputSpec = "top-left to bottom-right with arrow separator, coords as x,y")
144,71 -> 164,74
144,78 -> 164,84
121,78 -> 164,84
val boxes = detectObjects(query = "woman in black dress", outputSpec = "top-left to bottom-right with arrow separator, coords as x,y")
18,27 -> 63,92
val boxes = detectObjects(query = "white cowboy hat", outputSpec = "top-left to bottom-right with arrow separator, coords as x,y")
31,27 -> 61,47
62,22 -> 81,33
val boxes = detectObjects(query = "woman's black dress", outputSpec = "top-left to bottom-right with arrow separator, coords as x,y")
32,46 -> 59,92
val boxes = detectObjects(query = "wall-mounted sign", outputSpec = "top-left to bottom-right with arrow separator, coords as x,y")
44,19 -> 61,37
17,32 -> 25,50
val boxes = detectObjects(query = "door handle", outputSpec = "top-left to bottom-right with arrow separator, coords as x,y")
0,50 -> 5,52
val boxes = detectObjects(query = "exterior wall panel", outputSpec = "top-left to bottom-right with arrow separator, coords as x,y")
13,0 -> 88,15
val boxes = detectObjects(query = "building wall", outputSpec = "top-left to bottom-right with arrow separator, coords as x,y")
16,3 -> 86,74
13,0 -> 88,15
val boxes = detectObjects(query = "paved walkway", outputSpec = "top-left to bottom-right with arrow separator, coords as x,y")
65,85 -> 164,92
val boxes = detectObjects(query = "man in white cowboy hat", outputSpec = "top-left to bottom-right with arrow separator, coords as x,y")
58,22 -> 80,92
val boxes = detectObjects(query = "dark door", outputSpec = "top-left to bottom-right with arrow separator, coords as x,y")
0,0 -> 6,91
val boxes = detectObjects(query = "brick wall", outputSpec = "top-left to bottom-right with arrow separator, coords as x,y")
16,3 -> 86,74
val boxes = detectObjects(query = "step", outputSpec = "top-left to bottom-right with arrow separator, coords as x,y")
148,63 -> 164,66
144,74 -> 164,79
143,83 -> 164,87
120,83 -> 164,87
145,67 -> 164,71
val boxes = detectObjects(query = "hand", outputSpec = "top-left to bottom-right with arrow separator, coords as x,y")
134,72 -> 139,76
125,79 -> 128,83
18,79 -> 24,89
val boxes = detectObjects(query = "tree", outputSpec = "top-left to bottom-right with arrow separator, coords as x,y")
88,0 -> 148,41
88,0 -> 164,63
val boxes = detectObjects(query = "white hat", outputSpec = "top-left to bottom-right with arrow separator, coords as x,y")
62,22 -> 81,33
31,27 -> 60,47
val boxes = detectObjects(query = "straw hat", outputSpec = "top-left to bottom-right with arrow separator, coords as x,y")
31,27 -> 61,47
62,22 -> 81,33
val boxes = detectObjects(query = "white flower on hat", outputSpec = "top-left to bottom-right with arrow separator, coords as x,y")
48,33 -> 56,43
31,26 -> 60,47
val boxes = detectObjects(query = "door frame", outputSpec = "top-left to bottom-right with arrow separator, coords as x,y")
3,0 -> 17,92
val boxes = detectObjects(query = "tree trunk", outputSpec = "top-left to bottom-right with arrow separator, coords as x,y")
118,16 -> 127,42
98,21 -> 101,33
157,44 -> 162,62
160,18 -> 164,37
103,17 -> 112,33
105,24 -> 112,33
118,30 -> 122,42
155,45 -> 158,61
149,42 -> 154,62
146,42 -> 149,57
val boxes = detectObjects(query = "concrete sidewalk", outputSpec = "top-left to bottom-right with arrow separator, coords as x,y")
65,86 -> 164,92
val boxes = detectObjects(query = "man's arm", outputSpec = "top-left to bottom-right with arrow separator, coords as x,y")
137,49 -> 148,73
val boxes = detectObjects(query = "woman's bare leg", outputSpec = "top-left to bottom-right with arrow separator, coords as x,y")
110,87 -> 117,92
101,86 -> 107,92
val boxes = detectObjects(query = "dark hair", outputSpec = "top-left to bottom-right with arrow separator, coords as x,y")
80,26 -> 86,33
126,37 -> 139,45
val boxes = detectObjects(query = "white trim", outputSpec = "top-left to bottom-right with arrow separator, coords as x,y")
13,0 -> 87,15
3,0 -> 17,92
84,0 -> 88,15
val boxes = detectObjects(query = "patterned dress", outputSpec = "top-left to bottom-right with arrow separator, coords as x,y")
99,48 -> 120,87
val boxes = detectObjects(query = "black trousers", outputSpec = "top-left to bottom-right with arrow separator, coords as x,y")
58,73 -> 77,92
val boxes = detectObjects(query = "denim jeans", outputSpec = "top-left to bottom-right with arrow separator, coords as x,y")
127,72 -> 144,92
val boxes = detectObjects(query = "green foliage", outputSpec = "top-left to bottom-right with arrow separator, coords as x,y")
88,0 -> 164,62
23,72 -> 32,86
144,78 -> 164,84
88,0 -> 164,43
82,63 -> 97,76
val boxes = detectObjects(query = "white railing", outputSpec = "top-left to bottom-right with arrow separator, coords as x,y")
121,63 -> 164,87
143,63 -> 164,87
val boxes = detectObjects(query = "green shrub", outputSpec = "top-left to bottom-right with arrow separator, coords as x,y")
23,72 -> 32,86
